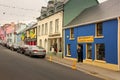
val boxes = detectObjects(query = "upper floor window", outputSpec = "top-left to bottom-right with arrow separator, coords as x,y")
96,22 -> 103,37
96,43 -> 105,61
55,19 -> 59,33
45,23 -> 48,35
42,24 -> 44,35
70,28 -> 74,39
49,21 -> 53,34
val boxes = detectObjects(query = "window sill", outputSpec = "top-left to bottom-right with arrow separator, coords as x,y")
95,36 -> 104,38
94,60 -> 106,63
85,59 -> 92,62
69,38 -> 75,40
66,54 -> 71,57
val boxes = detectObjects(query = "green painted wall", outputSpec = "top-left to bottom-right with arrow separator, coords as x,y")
64,0 -> 98,26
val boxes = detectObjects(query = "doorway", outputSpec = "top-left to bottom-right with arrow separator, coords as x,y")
77,44 -> 83,62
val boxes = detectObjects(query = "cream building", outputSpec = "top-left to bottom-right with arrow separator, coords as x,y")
37,0 -> 63,54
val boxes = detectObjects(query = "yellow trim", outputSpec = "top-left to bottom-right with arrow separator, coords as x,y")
118,17 -> 120,70
69,38 -> 75,40
94,60 -> 106,63
64,57 -> 77,61
94,36 -> 104,38
83,59 -> 119,71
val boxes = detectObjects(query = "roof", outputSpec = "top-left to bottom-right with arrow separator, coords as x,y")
65,0 -> 120,28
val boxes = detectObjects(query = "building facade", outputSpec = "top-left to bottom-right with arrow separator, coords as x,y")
37,0 -> 63,54
64,0 -> 120,71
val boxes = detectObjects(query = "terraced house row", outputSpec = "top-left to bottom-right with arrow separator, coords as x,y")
0,0 -> 120,71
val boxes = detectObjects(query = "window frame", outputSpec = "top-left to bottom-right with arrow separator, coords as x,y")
95,43 -> 105,61
70,28 -> 74,39
55,19 -> 59,33
86,43 -> 92,59
95,22 -> 104,38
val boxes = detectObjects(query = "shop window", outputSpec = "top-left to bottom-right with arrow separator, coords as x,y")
96,22 -> 103,37
86,44 -> 92,59
96,43 -> 105,61
70,28 -> 74,39
67,44 -> 71,56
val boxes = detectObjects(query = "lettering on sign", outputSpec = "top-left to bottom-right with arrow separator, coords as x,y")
77,36 -> 94,43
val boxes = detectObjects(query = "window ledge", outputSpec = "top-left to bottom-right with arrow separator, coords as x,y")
95,36 -> 104,38
94,60 -> 106,63
85,59 -> 92,62
69,38 -> 75,40
66,55 -> 71,57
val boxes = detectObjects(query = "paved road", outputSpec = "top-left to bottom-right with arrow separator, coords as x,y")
0,45 -> 103,80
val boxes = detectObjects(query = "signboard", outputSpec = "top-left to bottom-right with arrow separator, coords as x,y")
77,36 -> 94,43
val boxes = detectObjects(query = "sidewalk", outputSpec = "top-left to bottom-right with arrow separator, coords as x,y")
46,55 -> 120,80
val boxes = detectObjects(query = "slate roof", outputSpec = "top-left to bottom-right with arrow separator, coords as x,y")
65,0 -> 120,28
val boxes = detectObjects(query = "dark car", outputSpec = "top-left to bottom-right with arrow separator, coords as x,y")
24,46 -> 46,58
11,43 -> 19,51
17,44 -> 29,54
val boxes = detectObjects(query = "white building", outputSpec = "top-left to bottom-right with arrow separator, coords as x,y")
37,0 -> 63,54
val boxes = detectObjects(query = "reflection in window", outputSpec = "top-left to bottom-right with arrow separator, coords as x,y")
96,43 -> 105,61
87,44 -> 92,59
96,22 -> 103,36
70,28 -> 74,38
67,44 -> 71,56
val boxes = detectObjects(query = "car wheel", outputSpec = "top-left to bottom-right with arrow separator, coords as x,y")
29,53 -> 33,57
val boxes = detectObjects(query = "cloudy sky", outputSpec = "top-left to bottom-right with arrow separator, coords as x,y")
0,0 -> 107,25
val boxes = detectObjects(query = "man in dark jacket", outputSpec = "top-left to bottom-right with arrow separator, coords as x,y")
77,45 -> 83,62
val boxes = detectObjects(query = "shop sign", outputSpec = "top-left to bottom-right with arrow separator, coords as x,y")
77,36 -> 94,43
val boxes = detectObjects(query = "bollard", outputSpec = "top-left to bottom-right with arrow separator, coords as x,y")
49,56 -> 52,61
71,60 -> 77,70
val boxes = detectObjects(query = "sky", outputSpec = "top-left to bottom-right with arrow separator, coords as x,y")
0,0 -> 107,25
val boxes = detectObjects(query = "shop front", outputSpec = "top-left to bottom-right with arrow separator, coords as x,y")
65,19 -> 119,70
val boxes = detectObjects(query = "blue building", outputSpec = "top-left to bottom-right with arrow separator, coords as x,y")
64,0 -> 120,71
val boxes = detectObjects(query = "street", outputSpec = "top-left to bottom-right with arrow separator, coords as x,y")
0,45 -> 103,80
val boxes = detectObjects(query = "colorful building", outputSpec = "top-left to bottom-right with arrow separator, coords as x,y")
64,0 -> 120,71
24,23 -> 37,45
15,23 -> 27,45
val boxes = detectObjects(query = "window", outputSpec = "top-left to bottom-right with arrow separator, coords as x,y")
42,24 -> 44,35
38,25 -> 40,36
49,21 -> 53,34
55,19 -> 59,33
86,44 -> 92,59
67,44 -> 71,56
96,43 -> 105,61
96,22 -> 103,36
70,28 -> 74,39
45,23 -> 48,35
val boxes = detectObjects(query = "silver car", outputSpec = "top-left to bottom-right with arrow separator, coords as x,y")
25,46 -> 46,58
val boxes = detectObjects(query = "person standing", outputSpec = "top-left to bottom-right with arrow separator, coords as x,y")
77,45 -> 83,62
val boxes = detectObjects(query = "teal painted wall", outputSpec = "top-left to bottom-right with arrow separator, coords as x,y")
64,0 -> 98,26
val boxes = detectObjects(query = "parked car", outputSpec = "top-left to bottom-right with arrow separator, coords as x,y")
11,43 -> 19,51
25,46 -> 46,58
6,42 -> 13,49
17,44 -> 30,54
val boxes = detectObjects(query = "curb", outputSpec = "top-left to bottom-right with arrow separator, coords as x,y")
45,56 -> 114,80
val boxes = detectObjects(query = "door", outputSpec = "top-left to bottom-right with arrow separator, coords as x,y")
77,44 -> 83,62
